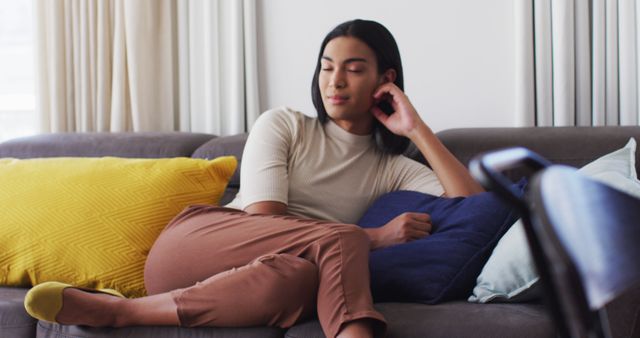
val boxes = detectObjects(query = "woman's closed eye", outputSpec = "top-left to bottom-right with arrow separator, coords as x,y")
321,67 -> 363,73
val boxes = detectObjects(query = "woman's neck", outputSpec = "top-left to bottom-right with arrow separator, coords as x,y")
330,116 -> 373,136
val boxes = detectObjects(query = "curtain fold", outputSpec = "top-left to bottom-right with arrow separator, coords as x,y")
532,0 -> 553,126
593,0 -> 606,125
605,0 -> 619,126
176,0 -> 260,135
514,0 -> 535,127
551,0 -> 576,126
516,0 -> 640,127
575,0 -> 591,126
243,0 -> 260,131
35,0 -> 259,135
619,0 -> 638,125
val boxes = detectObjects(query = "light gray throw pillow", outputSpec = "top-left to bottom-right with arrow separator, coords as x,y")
469,138 -> 640,303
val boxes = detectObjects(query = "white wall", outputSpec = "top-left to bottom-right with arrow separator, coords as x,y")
255,0 -> 517,132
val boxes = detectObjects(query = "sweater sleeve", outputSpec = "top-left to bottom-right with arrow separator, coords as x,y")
386,155 -> 445,197
234,108 -> 296,208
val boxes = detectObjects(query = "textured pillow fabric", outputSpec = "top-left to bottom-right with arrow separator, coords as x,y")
470,138 -> 640,303
357,180 -> 525,304
0,156 -> 237,298
467,218 -> 540,303
580,138 -> 640,196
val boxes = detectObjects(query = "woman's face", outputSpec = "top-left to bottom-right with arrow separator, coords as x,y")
319,36 -> 385,134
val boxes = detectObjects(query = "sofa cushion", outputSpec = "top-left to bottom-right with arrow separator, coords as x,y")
191,134 -> 248,206
357,180 -> 524,303
192,133 -> 248,194
0,156 -> 236,298
0,132 -> 216,159
36,322 -> 284,338
284,302 -> 554,338
0,287 -> 36,338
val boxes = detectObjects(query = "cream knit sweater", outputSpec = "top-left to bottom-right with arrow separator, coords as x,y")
226,107 -> 443,224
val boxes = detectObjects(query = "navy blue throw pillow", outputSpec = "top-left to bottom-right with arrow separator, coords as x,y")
357,179 -> 526,304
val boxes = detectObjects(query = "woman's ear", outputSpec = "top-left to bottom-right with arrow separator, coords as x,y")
381,69 -> 397,84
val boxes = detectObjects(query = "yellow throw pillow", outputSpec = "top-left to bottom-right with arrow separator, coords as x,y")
0,156 -> 237,298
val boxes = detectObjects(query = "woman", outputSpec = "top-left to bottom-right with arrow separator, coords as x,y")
24,19 -> 483,338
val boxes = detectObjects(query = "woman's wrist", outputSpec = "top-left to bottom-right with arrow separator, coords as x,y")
407,119 -> 485,197
364,228 -> 385,251
406,120 -> 433,144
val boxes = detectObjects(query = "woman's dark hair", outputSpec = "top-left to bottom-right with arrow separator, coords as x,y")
311,19 -> 409,154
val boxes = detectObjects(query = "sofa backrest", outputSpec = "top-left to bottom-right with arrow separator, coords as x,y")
193,127 -> 640,204
0,132 -> 216,159
2,126 -> 640,205
433,126 -> 640,171
432,127 -> 640,181
191,134 -> 248,204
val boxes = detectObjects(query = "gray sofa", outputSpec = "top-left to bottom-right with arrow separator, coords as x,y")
1,126 -> 640,338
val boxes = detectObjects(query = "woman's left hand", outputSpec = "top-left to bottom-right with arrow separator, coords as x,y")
370,82 -> 426,139
371,83 -> 486,197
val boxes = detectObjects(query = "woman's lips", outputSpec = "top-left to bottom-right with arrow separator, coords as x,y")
328,96 -> 348,105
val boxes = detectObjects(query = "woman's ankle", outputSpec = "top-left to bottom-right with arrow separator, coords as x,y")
57,288 -> 123,327
113,292 -> 180,327
336,318 -> 374,338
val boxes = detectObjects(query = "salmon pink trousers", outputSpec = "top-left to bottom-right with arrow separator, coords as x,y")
144,205 -> 386,338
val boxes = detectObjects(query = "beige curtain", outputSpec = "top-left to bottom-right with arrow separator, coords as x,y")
35,0 -> 178,133
177,0 -> 260,135
34,0 -> 259,135
515,0 -> 640,127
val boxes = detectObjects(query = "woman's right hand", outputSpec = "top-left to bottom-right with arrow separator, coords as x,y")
368,212 -> 432,250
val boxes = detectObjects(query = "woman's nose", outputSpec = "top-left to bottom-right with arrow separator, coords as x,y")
330,70 -> 346,89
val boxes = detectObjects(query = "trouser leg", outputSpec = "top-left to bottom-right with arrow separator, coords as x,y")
144,206 -> 386,337
306,223 -> 386,338
172,253 -> 318,328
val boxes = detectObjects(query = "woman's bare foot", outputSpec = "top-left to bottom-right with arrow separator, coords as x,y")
55,288 -> 179,327
55,288 -> 124,327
